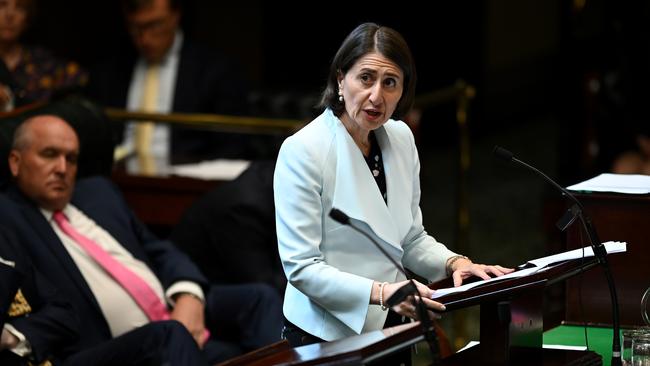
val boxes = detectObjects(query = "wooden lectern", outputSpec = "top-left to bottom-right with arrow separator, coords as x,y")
216,322 -> 424,366
430,257 -> 604,365
218,257 -> 609,365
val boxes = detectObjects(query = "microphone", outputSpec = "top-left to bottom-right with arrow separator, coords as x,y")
328,208 -> 441,364
493,146 -> 622,366
329,208 -> 407,279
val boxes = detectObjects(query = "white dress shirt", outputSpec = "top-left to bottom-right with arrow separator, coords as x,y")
119,31 -> 183,170
41,204 -> 203,337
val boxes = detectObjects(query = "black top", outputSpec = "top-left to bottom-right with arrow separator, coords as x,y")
363,131 -> 387,204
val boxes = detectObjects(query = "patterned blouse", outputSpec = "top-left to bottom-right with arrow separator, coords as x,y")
363,131 -> 387,204
7,45 -> 88,106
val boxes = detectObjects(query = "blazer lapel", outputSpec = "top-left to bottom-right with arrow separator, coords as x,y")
330,120 -> 401,249
375,126 -> 413,242
7,188 -> 103,312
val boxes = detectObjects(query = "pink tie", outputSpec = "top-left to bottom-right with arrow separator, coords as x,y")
53,211 -> 170,321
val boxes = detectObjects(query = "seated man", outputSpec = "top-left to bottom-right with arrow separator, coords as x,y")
0,114 -> 282,364
1,224 -> 206,366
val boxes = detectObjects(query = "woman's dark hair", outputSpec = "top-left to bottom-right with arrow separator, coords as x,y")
318,22 -> 416,120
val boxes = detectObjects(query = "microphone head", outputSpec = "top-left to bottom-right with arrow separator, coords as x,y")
493,145 -> 514,162
329,208 -> 350,225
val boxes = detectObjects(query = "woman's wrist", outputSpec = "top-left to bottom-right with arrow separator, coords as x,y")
378,282 -> 389,311
370,281 -> 390,311
446,255 -> 471,277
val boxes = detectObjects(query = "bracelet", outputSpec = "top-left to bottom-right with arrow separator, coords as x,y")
446,255 -> 470,277
378,282 -> 389,311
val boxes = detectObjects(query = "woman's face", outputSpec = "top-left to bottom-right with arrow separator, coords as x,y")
338,52 -> 404,132
0,0 -> 28,43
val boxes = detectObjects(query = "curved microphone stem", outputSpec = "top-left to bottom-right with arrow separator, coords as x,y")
493,146 -> 621,365
329,208 -> 441,364
577,214 -> 621,365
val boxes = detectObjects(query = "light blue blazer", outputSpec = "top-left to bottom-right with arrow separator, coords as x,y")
274,109 -> 458,341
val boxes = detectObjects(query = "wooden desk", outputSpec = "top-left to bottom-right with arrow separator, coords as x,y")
111,170 -> 221,235
217,322 -> 424,366
564,192 -> 650,326
222,259 -> 603,366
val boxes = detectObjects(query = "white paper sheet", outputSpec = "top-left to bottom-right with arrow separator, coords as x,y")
526,241 -> 626,268
567,173 -> 650,194
170,159 -> 251,180
431,266 -> 543,299
430,241 -> 626,299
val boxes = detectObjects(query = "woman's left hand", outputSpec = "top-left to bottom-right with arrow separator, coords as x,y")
451,261 -> 514,287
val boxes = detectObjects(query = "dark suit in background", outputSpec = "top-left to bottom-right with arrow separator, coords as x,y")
85,38 -> 261,160
87,38 -> 248,115
171,161 -> 285,294
0,176 -> 282,363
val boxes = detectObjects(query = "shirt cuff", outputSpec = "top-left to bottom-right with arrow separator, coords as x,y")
165,281 -> 205,306
4,323 -> 32,357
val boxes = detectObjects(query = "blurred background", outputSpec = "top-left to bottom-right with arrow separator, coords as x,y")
17,0 -> 649,357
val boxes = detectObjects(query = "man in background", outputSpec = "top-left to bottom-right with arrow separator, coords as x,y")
86,0 -> 251,169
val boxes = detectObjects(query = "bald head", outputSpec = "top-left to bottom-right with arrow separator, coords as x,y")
9,115 -> 80,211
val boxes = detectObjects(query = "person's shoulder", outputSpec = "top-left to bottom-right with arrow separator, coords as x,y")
283,110 -> 334,148
383,118 -> 415,145
384,118 -> 412,134
278,110 -> 336,166
0,223 -> 26,264
178,37 -> 248,90
180,38 -> 231,65
0,184 -> 32,209
88,43 -> 137,72
74,176 -> 117,195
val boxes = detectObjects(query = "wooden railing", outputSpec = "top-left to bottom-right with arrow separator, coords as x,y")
104,108 -> 306,134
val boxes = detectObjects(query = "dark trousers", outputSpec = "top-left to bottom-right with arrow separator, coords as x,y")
203,283 -> 283,363
63,283 -> 282,366
282,311 -> 412,366
63,320 -> 207,366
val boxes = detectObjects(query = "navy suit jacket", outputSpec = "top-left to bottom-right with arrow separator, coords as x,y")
0,225 -> 79,365
0,176 -> 208,352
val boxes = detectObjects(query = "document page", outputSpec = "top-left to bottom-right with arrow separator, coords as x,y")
431,266 -> 543,299
170,159 -> 251,180
430,241 -> 626,299
567,173 -> 650,194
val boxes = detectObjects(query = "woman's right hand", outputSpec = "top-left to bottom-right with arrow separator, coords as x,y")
380,280 -> 446,321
